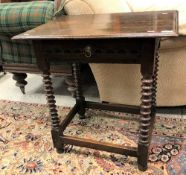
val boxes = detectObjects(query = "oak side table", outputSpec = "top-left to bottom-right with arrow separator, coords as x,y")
13,11 -> 178,171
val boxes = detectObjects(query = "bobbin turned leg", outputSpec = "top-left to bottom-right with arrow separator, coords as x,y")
139,43 -> 160,167
42,72 -> 64,153
72,63 -> 86,119
138,76 -> 153,171
151,42 -> 160,125
137,39 -> 160,171
33,41 -> 64,153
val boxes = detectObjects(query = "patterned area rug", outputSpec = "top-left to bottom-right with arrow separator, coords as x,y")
0,100 -> 185,175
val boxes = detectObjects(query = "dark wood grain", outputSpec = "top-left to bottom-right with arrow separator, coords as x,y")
35,39 -> 142,64
3,63 -> 72,75
61,135 -> 138,157
59,104 -> 78,133
13,11 -> 178,40
137,38 -> 160,171
85,101 -> 140,115
72,63 -> 86,119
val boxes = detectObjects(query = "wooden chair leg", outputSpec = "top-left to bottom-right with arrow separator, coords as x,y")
72,63 -> 86,119
12,73 -> 27,94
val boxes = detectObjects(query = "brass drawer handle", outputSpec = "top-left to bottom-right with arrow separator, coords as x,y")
83,46 -> 92,58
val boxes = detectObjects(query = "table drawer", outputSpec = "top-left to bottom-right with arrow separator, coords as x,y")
39,39 -> 144,64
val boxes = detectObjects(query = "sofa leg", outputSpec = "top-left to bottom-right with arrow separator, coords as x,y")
12,73 -> 27,94
0,65 -> 3,72
0,66 -> 6,75
64,76 -> 76,98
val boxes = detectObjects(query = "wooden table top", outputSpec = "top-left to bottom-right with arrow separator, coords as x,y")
13,11 -> 178,40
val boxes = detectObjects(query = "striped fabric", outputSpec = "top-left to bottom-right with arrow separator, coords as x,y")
0,1 -> 55,64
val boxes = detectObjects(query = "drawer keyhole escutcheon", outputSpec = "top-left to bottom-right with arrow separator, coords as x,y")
84,46 -> 92,58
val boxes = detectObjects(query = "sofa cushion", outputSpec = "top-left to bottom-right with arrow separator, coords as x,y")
0,1 -> 54,35
161,37 -> 186,51
0,35 -> 71,65
0,35 -> 36,64
63,0 -> 131,15
90,46 -> 186,106
126,0 -> 186,35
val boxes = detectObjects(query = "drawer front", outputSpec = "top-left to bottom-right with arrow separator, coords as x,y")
39,39 -> 144,64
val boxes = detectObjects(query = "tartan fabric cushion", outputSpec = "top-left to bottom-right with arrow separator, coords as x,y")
0,1 -> 54,64
0,1 -> 66,65
0,1 -> 54,35
0,35 -> 67,64
0,35 -> 36,64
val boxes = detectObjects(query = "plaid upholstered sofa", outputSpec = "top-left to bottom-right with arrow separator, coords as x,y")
0,0 -> 75,94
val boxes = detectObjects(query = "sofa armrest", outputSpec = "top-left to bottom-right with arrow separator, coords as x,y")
0,0 -> 30,2
0,1 -> 54,35
0,0 -> 12,2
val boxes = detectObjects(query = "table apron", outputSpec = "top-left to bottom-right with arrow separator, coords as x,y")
33,38 -> 157,64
